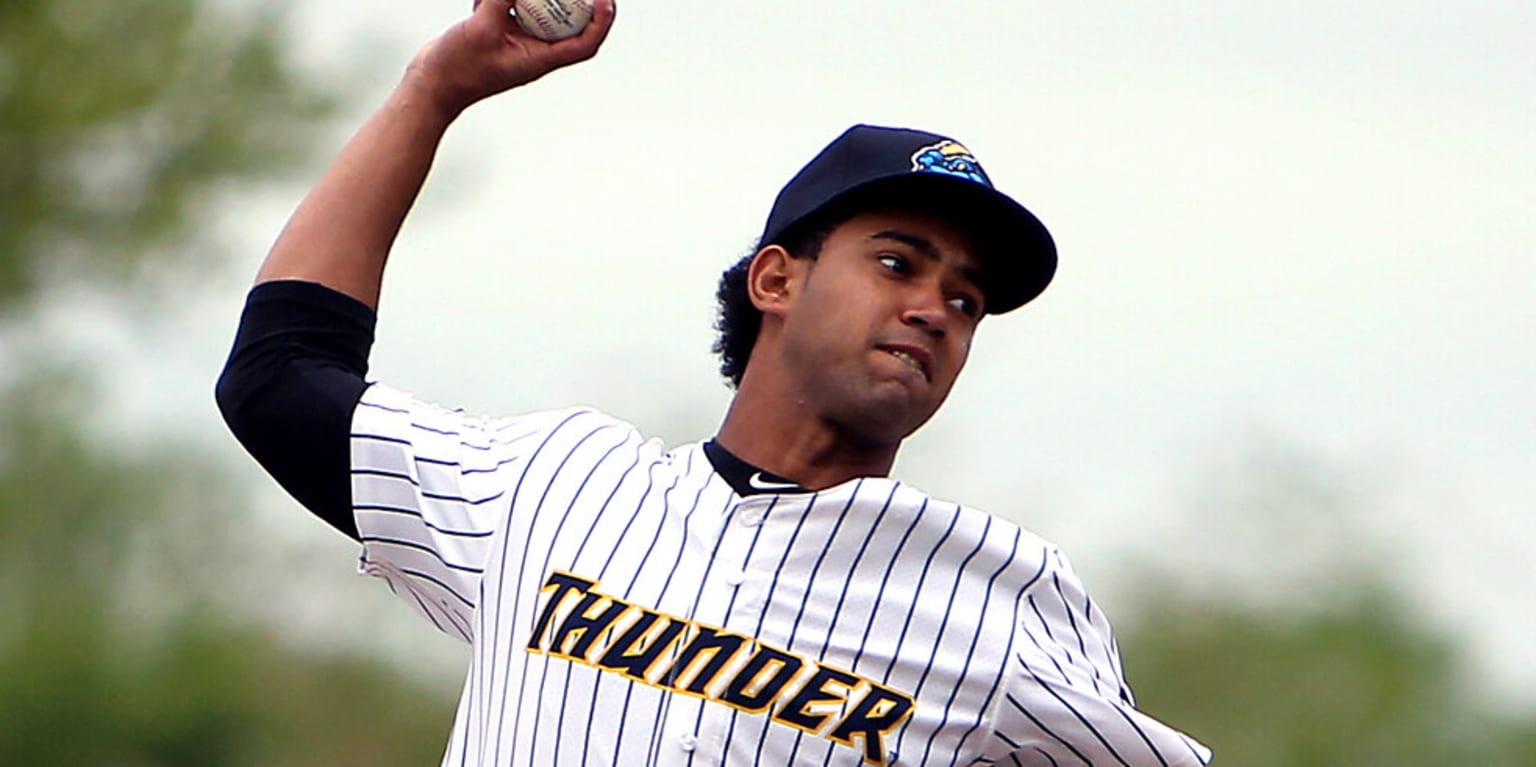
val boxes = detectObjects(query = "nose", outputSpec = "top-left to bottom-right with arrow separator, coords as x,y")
901,290 -> 948,338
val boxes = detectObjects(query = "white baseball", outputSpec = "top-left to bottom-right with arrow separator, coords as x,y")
513,0 -> 593,42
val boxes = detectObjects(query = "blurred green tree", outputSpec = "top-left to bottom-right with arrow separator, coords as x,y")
0,0 -> 457,763
0,374 -> 456,765
0,0 -> 328,312
1119,583 -> 1531,766
1115,438 -> 1536,767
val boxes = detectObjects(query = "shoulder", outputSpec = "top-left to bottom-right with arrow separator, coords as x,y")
355,383 -> 639,437
349,383 -> 677,471
878,482 -> 1060,594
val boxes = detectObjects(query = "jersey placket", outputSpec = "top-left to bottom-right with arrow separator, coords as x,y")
660,491 -> 804,765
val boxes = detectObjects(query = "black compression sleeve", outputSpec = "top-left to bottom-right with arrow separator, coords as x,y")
215,280 -> 375,540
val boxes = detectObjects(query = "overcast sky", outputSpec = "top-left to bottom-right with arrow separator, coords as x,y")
101,0 -> 1532,702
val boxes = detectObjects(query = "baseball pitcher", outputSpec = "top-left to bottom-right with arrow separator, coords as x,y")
217,2 -> 1213,765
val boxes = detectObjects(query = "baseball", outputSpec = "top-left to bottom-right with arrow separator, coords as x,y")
513,0 -> 593,41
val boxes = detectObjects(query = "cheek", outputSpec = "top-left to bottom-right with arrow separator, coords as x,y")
944,333 -> 975,379
811,293 -> 881,336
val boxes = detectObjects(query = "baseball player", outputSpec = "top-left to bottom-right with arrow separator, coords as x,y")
216,2 -> 1212,765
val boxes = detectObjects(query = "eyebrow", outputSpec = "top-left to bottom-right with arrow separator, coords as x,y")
868,230 -> 987,292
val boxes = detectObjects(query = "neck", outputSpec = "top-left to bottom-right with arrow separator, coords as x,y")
714,378 -> 900,491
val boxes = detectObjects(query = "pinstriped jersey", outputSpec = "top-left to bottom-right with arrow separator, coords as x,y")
350,383 -> 1212,767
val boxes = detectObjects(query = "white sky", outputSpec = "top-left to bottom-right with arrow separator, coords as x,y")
90,0 -> 1534,704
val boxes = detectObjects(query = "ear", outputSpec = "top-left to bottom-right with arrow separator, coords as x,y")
746,244 -> 798,318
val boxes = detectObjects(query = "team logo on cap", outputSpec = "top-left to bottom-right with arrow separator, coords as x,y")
910,140 -> 991,186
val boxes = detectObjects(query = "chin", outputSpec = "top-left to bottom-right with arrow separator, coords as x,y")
835,390 -> 937,445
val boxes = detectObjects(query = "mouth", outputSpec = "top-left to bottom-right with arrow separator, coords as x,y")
877,344 -> 933,381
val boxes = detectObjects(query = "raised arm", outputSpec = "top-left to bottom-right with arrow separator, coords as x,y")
217,1 -> 616,538
255,0 -> 616,307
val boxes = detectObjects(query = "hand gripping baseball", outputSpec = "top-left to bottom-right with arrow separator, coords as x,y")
408,0 -> 615,116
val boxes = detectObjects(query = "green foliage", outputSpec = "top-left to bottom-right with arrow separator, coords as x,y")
1120,581 -> 1536,766
0,0 -> 332,313
0,1 -> 458,763
0,366 -> 457,765
1112,438 -> 1536,766
0,602 -> 454,766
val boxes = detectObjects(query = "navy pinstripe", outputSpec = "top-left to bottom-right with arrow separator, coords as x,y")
348,385 -> 1212,766
518,427 -> 628,763
487,413 -> 598,764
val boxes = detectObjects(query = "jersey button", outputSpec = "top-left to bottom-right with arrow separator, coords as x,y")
678,733 -> 698,752
738,507 -> 766,527
723,570 -> 745,587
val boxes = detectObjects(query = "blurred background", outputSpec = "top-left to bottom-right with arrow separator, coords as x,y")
2,0 -> 1531,764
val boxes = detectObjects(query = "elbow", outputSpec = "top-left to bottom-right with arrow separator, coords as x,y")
214,365 -> 237,428
216,344 -> 292,454
215,356 -> 254,444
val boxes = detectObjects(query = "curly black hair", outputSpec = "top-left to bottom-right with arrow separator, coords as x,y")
711,215 -> 843,388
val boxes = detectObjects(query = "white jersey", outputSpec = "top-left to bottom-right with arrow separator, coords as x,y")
349,383 -> 1212,767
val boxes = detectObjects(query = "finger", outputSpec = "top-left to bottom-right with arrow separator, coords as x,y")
466,0 -> 527,44
474,0 -> 519,27
545,0 -> 616,63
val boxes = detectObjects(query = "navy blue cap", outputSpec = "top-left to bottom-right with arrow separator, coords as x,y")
760,124 -> 1056,314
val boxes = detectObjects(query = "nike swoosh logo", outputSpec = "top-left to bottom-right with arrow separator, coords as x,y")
747,472 -> 801,491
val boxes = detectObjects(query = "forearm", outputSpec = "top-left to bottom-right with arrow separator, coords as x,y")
255,72 -> 457,309
221,0 -> 615,531
251,0 -> 615,308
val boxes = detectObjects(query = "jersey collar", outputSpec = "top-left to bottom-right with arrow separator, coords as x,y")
702,440 -> 812,497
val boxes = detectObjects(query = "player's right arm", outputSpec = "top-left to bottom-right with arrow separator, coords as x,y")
216,1 -> 615,537
255,0 -> 616,308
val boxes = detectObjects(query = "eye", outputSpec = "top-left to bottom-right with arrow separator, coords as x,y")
948,294 -> 982,318
877,253 -> 911,274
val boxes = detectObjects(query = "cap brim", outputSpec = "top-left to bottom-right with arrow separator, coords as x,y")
781,173 -> 1057,314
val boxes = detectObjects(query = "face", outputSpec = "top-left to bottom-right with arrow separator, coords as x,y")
762,209 -> 986,446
